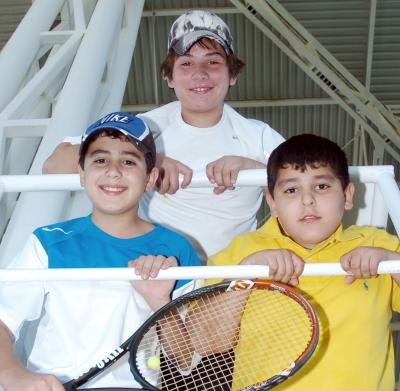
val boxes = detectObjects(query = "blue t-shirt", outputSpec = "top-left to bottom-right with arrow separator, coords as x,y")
34,215 -> 201,289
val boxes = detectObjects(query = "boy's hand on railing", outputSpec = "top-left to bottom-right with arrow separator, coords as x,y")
240,249 -> 304,286
128,255 -> 178,310
206,156 -> 266,194
42,143 -> 80,174
155,154 -> 192,194
341,247 -> 400,284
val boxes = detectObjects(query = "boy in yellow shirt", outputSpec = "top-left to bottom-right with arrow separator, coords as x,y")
208,134 -> 400,390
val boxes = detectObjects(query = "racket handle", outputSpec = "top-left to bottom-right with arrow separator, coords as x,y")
1,261 -> 400,281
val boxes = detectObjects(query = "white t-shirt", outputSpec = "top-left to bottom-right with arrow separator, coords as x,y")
140,102 -> 284,260
0,216 -> 200,388
67,102 -> 284,261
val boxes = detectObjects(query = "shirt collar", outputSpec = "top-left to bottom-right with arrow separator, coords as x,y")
257,217 -> 363,248
257,217 -> 286,238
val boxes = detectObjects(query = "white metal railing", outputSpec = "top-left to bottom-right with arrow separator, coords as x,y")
2,261 -> 400,281
0,165 -> 395,190
0,165 -> 399,233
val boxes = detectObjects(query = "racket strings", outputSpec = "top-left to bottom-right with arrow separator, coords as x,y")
135,288 -> 315,391
160,291 -> 248,366
231,291 -> 313,390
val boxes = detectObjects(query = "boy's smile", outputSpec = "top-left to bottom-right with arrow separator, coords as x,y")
99,184 -> 127,196
266,164 -> 354,249
167,41 -> 237,127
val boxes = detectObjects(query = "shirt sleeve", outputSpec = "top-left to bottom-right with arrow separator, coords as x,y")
384,238 -> 400,312
260,123 -> 285,162
367,228 -> 400,312
206,236 -> 248,286
0,234 -> 47,339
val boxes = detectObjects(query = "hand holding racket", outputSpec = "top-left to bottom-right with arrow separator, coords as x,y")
64,279 -> 318,390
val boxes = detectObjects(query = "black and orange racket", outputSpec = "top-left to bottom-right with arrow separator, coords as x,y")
129,279 -> 318,390
64,279 -> 318,390
7,262 -> 398,390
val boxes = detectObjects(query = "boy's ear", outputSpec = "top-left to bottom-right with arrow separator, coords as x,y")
145,167 -> 159,192
265,190 -> 278,217
165,76 -> 174,89
78,165 -> 85,187
344,182 -> 355,210
229,75 -> 238,87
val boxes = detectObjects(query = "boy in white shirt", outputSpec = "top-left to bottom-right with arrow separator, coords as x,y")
43,11 -> 284,261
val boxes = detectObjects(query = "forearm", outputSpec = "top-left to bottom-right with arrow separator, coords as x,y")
0,321 -> 24,384
249,158 -> 266,169
157,311 -> 195,370
0,321 -> 64,390
158,291 -> 249,371
186,290 -> 249,355
42,143 -> 80,174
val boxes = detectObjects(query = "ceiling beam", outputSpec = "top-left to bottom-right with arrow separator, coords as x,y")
365,0 -> 377,90
141,7 -> 239,17
122,97 -> 336,113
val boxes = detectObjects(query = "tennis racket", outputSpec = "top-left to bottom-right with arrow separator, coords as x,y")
129,279 -> 319,390
63,279 -> 318,390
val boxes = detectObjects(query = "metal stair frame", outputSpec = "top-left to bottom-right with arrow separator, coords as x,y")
231,0 -> 400,163
0,0 -> 145,265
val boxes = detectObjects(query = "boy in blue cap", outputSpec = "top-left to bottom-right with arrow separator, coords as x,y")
0,112 -> 201,390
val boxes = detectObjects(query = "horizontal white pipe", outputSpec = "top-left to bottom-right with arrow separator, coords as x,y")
0,166 -> 395,193
1,261 -> 400,281
0,174 -> 81,192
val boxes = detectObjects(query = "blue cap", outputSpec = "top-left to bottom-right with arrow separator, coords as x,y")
80,112 -> 156,170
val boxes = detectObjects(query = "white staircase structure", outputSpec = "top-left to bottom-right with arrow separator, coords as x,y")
0,0 -> 144,265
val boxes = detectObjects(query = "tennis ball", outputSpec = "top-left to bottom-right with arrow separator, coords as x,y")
147,355 -> 160,370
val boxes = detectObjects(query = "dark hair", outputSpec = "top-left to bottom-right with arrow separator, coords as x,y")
160,38 -> 245,81
79,129 -> 154,173
267,134 -> 350,195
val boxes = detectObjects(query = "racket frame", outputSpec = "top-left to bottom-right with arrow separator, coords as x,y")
128,280 -> 319,391
63,338 -> 133,390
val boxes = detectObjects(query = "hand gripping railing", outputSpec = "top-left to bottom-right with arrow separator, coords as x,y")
1,261 -> 400,281
0,166 -> 399,233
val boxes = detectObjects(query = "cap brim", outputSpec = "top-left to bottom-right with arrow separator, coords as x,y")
171,30 -> 231,55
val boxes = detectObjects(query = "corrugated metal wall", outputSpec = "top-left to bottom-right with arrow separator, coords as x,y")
0,0 -> 31,49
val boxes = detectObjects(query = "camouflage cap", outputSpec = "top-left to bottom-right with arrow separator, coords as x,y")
168,10 -> 234,55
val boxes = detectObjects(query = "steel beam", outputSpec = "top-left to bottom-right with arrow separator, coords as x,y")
230,0 -> 400,162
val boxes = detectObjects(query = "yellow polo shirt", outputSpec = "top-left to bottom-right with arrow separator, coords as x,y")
208,217 -> 400,391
